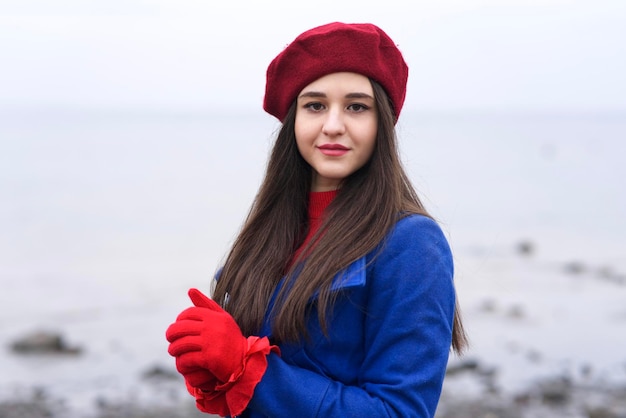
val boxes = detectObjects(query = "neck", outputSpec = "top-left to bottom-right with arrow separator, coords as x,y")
308,189 -> 339,220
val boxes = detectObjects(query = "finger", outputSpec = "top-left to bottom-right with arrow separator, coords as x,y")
185,369 -> 219,389
165,320 -> 202,342
168,338 -> 203,357
175,306 -> 211,322
188,288 -> 222,311
174,351 -> 211,374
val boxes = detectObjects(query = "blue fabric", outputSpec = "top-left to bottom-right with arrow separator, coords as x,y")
242,214 -> 455,418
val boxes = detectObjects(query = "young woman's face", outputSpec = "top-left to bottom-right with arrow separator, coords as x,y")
295,72 -> 378,192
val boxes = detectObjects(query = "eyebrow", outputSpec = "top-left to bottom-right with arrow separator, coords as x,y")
298,91 -> 374,100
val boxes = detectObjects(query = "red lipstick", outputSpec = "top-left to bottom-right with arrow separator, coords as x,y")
318,144 -> 349,156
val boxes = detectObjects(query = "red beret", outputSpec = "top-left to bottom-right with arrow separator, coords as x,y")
263,22 -> 409,122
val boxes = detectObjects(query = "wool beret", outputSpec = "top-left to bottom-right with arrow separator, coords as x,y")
263,22 -> 409,122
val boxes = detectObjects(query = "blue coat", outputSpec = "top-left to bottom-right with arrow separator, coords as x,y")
242,214 -> 455,417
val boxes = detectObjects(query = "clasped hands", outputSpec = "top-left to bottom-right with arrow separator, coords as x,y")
166,288 -> 279,416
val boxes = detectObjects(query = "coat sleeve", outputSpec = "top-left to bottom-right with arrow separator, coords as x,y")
246,215 -> 456,417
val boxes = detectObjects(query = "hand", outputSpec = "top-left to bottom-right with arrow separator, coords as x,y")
166,288 -> 279,416
166,288 -> 248,385
182,368 -> 219,392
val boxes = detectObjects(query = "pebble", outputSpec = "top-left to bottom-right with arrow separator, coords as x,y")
9,331 -> 81,355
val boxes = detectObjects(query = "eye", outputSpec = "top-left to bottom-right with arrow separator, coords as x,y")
347,103 -> 370,112
304,102 -> 325,112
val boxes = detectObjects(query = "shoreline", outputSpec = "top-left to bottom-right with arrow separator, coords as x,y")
3,239 -> 626,418
2,364 -> 625,418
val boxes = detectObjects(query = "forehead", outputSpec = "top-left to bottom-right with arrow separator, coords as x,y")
298,72 -> 373,96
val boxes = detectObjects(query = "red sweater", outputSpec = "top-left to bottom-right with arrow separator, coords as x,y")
292,190 -> 338,263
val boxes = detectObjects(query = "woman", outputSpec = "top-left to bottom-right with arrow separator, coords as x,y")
166,22 -> 467,417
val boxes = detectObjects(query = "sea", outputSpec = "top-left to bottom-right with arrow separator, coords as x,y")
1,107 -> 625,414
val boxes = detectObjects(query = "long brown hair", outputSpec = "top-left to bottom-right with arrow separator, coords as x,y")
212,80 -> 468,355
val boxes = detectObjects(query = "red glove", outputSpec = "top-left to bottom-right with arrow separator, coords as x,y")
166,288 -> 279,417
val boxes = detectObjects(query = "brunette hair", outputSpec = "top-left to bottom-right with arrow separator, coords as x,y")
212,80 -> 467,355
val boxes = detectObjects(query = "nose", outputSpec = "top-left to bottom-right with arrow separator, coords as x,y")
321,108 -> 346,136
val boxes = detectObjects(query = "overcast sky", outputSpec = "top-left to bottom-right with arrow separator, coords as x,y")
1,0 -> 625,113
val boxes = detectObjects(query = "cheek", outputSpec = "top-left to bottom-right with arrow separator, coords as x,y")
294,122 -> 316,151
362,140 -> 376,164
294,129 -> 312,163
358,123 -> 378,160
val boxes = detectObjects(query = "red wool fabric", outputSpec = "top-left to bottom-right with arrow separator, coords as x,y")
291,190 -> 338,264
167,289 -> 280,417
187,336 -> 279,417
264,22 -> 409,122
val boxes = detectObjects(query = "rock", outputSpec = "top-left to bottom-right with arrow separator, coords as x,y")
596,266 -> 626,285
598,265 -> 615,279
0,399 -> 55,418
436,396 -> 523,418
445,358 -> 480,376
141,365 -> 179,381
506,304 -> 525,319
479,299 -> 498,313
9,331 -> 82,355
538,377 -> 571,406
0,388 -> 62,418
515,240 -> 535,257
564,261 -> 586,275
580,363 -> 593,379
93,399 -> 212,418
586,406 -> 621,418
526,349 -> 542,363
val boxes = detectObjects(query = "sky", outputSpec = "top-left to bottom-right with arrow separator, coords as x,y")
1,0 -> 625,113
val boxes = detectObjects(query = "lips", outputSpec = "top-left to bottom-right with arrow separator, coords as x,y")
318,144 -> 349,156
319,144 -> 349,150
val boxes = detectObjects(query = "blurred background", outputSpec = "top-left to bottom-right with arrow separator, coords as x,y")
1,1 -> 625,417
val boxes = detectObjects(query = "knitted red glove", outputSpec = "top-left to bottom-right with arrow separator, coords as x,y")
166,288 -> 279,417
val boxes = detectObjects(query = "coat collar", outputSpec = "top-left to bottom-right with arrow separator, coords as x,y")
259,256 -> 367,337
329,256 -> 366,292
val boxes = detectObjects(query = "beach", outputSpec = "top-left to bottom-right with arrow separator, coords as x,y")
1,109 -> 625,417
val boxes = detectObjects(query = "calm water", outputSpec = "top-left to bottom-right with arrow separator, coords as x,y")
1,108 -> 625,410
